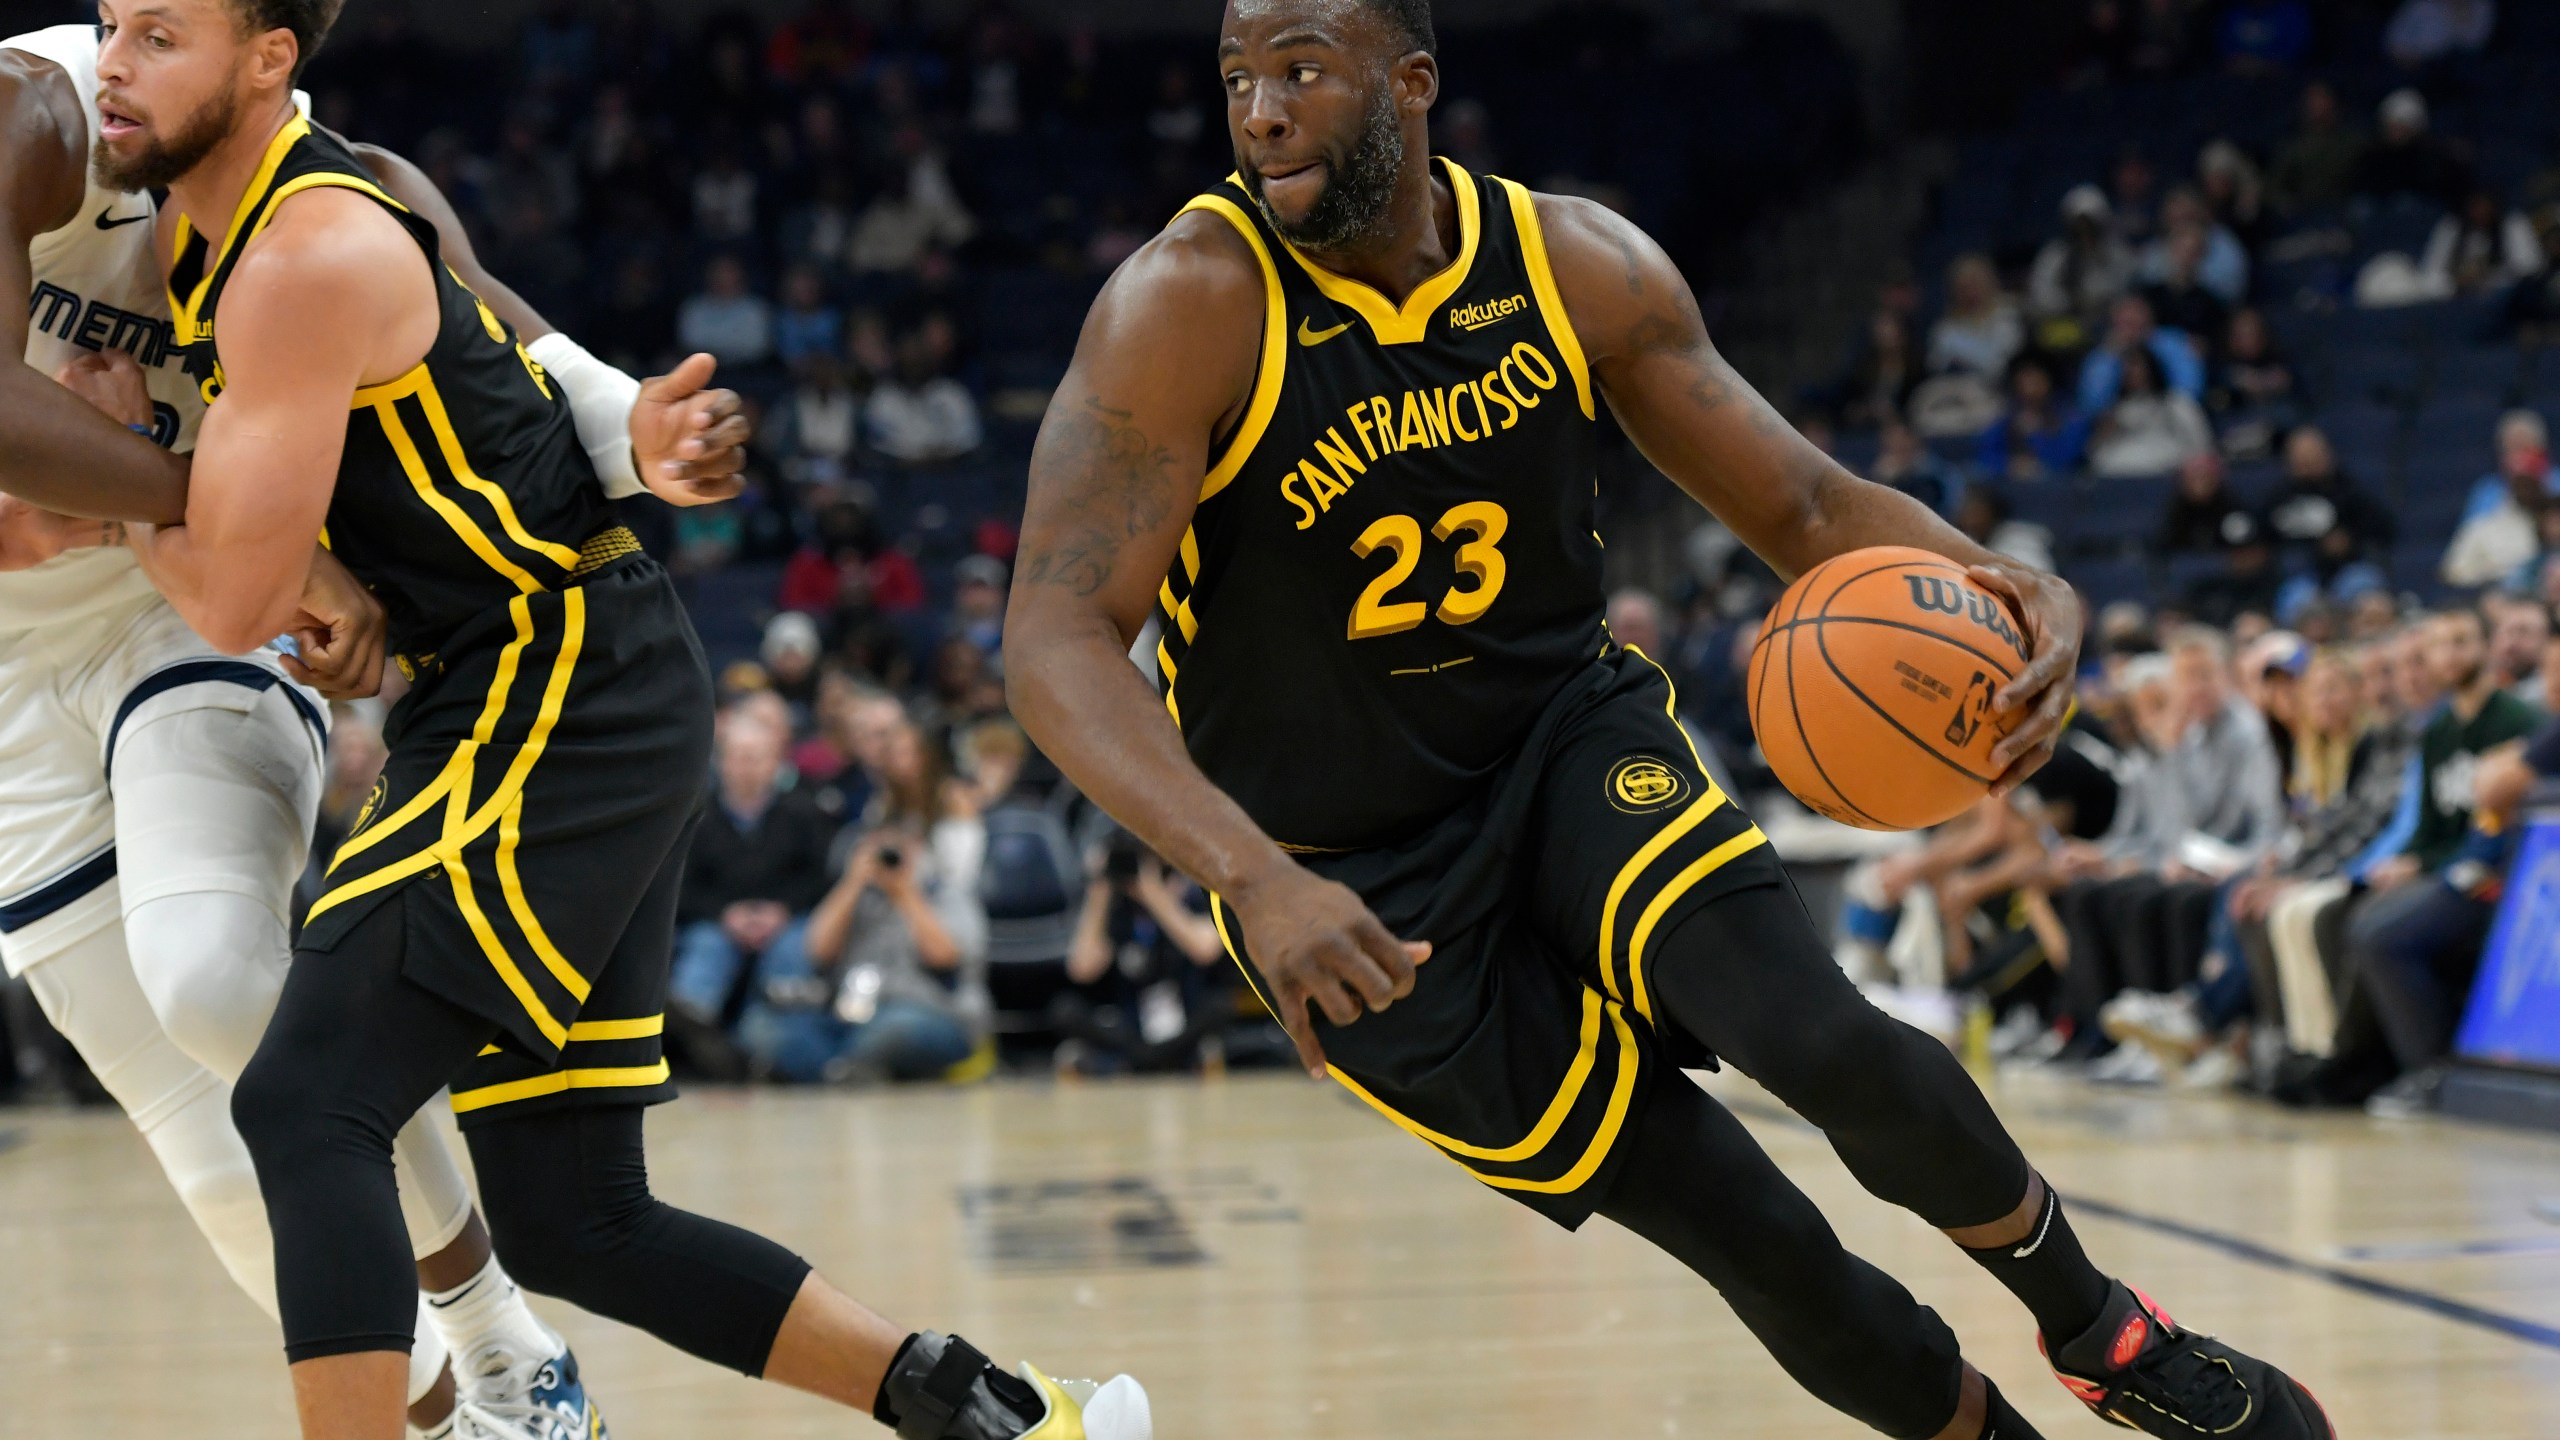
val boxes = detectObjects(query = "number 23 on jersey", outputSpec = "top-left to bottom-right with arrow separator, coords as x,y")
1348,501 -> 1509,640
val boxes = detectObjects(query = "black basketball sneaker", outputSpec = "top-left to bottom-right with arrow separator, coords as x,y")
2043,1282 -> 2335,1437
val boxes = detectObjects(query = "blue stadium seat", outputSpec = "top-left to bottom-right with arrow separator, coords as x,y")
2431,347 -> 2525,405
2306,406 -> 2403,476
2061,558 -> 2154,612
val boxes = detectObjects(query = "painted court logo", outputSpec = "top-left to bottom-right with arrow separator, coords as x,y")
1607,755 -> 1690,813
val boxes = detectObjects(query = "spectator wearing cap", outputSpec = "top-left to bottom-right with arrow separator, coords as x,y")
2443,410 -> 2556,589
2028,185 -> 2138,345
763,611 -> 824,717
2077,294 -> 2205,416
2269,82 -> 2368,217
2385,0 -> 2496,68
2356,89 -> 2472,209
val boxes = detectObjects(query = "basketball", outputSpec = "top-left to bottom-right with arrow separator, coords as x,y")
1747,546 -> 2028,831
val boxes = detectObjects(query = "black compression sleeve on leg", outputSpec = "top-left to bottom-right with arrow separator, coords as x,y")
467,1106 -> 813,1377
1596,1076 -> 1967,1439
1956,1184 -> 2111,1346
1643,883 -> 2032,1228
231,896 -> 504,1362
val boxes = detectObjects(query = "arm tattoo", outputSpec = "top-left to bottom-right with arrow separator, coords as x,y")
1020,397 -> 1179,598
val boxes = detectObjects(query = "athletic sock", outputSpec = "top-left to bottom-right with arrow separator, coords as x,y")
1958,1184 -> 2111,1342
425,1256 -> 561,1380
409,1295 -> 451,1406
1978,1379 -> 2046,1440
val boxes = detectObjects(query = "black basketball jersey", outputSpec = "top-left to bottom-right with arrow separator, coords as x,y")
168,116 -> 618,664
1159,160 -> 1609,852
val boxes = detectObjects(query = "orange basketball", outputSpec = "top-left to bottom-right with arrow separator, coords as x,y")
1746,546 -> 2028,831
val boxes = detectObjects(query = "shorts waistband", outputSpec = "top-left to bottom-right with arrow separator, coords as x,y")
395,525 -> 644,682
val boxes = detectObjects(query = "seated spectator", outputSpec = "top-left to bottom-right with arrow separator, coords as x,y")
689,146 -> 759,243
762,611 -> 824,718
2385,0 -> 2496,68
2140,225 -> 2232,347
2418,189 -> 2545,297
1976,353 -> 2090,481
2157,452 -> 2261,554
2076,294 -> 2204,414
1869,419 -> 1962,515
1606,587 -> 1667,658
675,255 -> 774,369
2206,307 -> 2298,456
2091,346 -> 2214,477
1053,831 -> 1235,1075
2355,89 -> 2471,210
741,712 -> 991,1083
865,317 -> 983,463
772,264 -> 844,370
2027,186 -> 2137,349
946,553 -> 1010,655
1824,307 -> 1924,430
2443,410 -> 2556,588
2269,82 -> 2367,218
1953,484 -> 2054,572
2487,592 -> 2551,703
2140,188 -> 2249,305
1927,253 -> 2024,379
668,705 -> 839,1076
2217,0 -> 2311,71
771,355 -> 861,485
848,144 -> 977,275
2197,141 -> 2268,249
2261,425 -> 2395,570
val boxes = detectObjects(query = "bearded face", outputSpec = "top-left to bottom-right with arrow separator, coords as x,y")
1238,68 -> 1404,252
94,78 -> 242,194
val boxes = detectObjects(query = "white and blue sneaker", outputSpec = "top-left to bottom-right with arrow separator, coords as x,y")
464,1343 -> 608,1440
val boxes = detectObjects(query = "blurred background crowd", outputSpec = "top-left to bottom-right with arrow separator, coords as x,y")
5,0 -> 2557,1123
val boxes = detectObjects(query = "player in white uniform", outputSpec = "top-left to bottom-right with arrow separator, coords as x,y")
0,23 -> 745,1440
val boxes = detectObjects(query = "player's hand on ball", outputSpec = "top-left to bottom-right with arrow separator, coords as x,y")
1968,560 -> 2084,796
284,548 -> 389,700
631,353 -> 751,506
53,350 -> 154,431
1234,864 -> 1431,1078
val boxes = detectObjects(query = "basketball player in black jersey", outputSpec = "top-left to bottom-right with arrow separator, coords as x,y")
1010,4 -> 2331,1438
32,4 -> 1152,1439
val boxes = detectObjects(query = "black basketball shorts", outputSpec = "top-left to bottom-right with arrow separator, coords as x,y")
1211,648 -> 1787,1227
295,557 -> 713,1127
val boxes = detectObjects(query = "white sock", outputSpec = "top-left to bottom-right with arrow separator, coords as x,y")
410,1294 -> 452,1405
413,1413 -> 457,1440
425,1257 -> 561,1378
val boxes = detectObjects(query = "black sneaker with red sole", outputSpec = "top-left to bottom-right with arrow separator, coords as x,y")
2043,1281 -> 2335,1437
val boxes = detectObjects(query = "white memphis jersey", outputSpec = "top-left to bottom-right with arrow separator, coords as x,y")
1,24 -> 201,630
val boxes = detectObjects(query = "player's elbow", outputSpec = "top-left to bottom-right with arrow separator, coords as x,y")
190,590 -> 296,656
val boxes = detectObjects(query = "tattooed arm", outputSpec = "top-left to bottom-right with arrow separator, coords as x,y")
1538,194 -> 2084,789
1006,215 -> 1426,1075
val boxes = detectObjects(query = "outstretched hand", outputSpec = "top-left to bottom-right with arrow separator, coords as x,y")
1232,863 -> 1430,1078
630,352 -> 750,506
1969,560 -> 2084,796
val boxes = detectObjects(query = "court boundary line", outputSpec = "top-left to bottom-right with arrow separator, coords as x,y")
1721,1096 -> 2560,1354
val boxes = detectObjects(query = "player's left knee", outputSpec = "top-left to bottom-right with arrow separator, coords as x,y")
124,892 -> 289,1083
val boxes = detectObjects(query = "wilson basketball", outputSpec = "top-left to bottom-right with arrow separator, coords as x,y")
1746,546 -> 2028,831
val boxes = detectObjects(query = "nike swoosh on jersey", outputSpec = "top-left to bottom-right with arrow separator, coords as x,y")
94,209 -> 151,230
1297,317 -> 1353,347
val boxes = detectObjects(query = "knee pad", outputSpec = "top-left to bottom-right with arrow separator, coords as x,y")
124,892 -> 290,1083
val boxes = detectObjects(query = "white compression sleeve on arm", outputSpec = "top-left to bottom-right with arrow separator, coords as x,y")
525,332 -> 645,499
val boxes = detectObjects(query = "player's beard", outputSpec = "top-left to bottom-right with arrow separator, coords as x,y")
93,82 -> 241,194
1243,77 -> 1403,252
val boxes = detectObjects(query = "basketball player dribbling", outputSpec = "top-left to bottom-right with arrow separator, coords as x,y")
1008,3 -> 2332,1436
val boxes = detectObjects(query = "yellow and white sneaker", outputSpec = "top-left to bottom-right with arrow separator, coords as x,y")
880,1332 -> 1148,1440
1016,1365 -> 1152,1440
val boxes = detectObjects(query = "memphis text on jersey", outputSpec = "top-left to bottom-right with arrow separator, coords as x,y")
1277,333 -> 1568,532
28,281 -> 189,445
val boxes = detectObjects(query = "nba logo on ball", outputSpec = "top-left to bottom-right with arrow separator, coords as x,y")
1607,755 -> 1690,813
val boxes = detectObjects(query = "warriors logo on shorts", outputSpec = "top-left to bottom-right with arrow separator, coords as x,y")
1606,755 -> 1690,814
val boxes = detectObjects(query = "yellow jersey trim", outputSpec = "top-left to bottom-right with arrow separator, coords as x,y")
1178,194 -> 1288,504
1274,158 -> 1483,347
169,112 -> 312,334
449,1060 -> 671,1115
1625,825 -> 1770,1022
1501,178 -> 1596,421
566,1015 -> 664,1043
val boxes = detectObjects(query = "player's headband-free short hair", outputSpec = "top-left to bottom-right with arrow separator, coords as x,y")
1363,0 -> 1436,56
227,0 -> 343,81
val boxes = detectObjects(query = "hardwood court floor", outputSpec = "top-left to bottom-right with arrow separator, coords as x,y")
4,1068 -> 2558,1438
